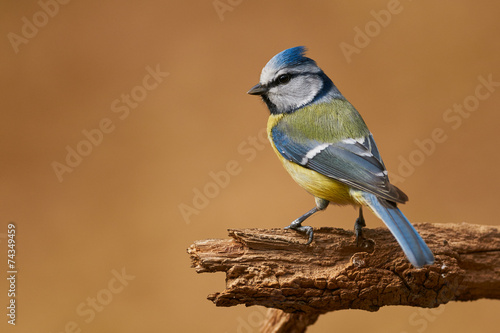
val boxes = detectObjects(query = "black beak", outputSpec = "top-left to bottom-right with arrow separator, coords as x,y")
247,83 -> 268,95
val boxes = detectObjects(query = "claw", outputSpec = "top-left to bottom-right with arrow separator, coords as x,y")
354,207 -> 366,246
284,220 -> 301,230
283,200 -> 328,245
284,221 -> 314,245
304,227 -> 314,245
355,222 -> 364,246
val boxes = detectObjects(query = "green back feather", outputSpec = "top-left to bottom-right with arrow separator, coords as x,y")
281,99 -> 369,143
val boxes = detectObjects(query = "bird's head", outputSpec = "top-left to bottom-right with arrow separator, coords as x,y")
248,46 -> 340,114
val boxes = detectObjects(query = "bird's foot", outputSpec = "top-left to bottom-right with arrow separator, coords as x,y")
354,216 -> 366,247
284,220 -> 314,245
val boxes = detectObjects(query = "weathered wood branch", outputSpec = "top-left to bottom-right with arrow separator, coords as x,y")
188,223 -> 500,332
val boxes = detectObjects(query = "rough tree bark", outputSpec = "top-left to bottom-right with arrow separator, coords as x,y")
187,222 -> 500,332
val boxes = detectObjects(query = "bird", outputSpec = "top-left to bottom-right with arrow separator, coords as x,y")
247,46 -> 434,267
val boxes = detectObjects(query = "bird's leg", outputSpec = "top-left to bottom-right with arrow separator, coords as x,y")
284,208 -> 317,244
354,206 -> 366,246
284,198 -> 329,245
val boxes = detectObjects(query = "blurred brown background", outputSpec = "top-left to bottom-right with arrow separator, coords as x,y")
1,1 -> 499,332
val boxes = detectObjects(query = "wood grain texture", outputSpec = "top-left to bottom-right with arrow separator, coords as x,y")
188,222 -> 500,332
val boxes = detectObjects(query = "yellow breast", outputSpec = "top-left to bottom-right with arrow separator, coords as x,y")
267,115 -> 357,206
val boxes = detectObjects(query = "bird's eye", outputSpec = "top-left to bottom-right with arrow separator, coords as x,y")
277,74 -> 291,84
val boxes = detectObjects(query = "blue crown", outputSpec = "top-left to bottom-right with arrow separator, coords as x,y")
267,46 -> 313,70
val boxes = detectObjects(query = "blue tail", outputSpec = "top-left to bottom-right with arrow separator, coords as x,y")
361,192 -> 434,267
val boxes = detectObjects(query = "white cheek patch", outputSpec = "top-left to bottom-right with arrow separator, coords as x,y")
300,143 -> 330,165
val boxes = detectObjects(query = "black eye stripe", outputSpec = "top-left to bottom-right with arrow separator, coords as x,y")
277,74 -> 291,84
273,73 -> 295,86
267,72 -> 318,89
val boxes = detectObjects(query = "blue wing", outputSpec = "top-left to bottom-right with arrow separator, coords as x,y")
271,124 -> 408,204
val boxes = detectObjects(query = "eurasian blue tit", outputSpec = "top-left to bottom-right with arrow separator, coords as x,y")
248,46 -> 434,267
